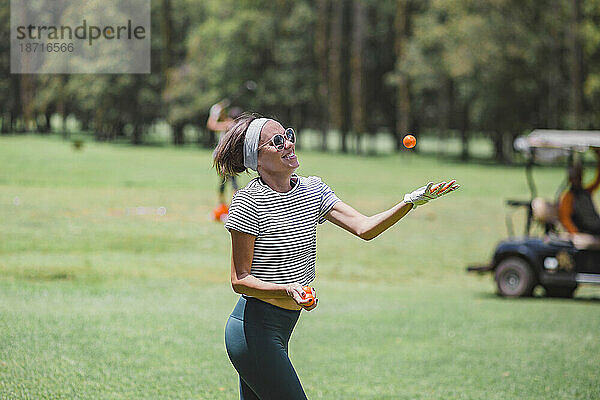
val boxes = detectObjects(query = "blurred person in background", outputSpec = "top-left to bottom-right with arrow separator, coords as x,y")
559,148 -> 600,246
208,101 -> 244,221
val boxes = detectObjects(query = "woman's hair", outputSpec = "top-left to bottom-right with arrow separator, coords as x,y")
213,112 -> 262,177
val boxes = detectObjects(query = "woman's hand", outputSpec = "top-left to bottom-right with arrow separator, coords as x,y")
285,284 -> 318,311
301,287 -> 318,311
403,180 -> 460,208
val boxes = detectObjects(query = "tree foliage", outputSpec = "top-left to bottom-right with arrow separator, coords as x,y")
2,0 -> 599,158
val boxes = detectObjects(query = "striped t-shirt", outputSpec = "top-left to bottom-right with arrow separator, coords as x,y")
224,175 -> 340,285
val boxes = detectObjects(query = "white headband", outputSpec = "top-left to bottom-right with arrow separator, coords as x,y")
243,118 -> 270,171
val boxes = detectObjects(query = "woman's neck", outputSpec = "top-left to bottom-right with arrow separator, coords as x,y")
259,171 -> 294,193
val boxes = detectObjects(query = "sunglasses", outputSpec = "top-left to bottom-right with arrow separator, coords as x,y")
258,128 -> 296,151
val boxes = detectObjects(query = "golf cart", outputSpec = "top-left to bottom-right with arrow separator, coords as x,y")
468,130 -> 600,298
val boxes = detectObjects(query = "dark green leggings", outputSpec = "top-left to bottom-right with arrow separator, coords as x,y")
225,296 -> 308,400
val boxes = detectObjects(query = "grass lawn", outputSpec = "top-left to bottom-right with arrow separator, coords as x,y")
1,135 -> 599,399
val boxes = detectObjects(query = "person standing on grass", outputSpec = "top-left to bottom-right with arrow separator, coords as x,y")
208,101 -> 244,220
212,113 -> 460,400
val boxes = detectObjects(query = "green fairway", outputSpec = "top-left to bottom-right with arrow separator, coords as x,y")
1,136 -> 599,399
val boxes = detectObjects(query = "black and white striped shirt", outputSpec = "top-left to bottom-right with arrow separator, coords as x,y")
224,175 -> 340,285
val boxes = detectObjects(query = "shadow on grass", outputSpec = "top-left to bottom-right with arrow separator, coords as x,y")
473,291 -> 600,304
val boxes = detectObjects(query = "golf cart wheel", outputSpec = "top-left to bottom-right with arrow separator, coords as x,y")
544,286 -> 576,298
495,257 -> 535,297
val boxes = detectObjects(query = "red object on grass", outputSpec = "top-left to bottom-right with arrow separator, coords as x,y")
213,203 -> 229,222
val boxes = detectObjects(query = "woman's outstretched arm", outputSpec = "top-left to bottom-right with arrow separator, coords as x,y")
325,201 -> 413,241
325,180 -> 459,240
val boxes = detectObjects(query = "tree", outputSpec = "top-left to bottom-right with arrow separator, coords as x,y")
570,0 -> 585,128
166,0 -> 318,148
393,0 -> 411,152
350,0 -> 367,153
328,0 -> 347,152
399,0 -> 578,162
581,0 -> 600,127
315,0 -> 330,151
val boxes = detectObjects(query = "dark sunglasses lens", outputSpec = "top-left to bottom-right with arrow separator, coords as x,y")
273,134 -> 285,149
285,128 -> 296,143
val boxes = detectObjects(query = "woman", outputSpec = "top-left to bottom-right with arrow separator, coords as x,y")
213,113 -> 459,400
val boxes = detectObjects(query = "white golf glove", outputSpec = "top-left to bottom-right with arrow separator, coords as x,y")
404,180 -> 459,208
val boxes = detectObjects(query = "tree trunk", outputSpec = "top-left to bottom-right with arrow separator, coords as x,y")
41,112 -> 51,133
350,0 -> 367,155
20,75 -> 35,131
115,120 -> 126,141
492,132 -> 504,163
161,0 -> 180,146
340,0 -> 352,153
94,108 -> 104,141
10,112 -> 17,133
328,0 -> 345,152
196,126 -> 203,146
315,0 -> 330,151
58,102 -> 70,139
492,131 -> 513,164
447,78 -> 455,131
460,102 -> 470,161
132,123 -> 143,145
81,116 -> 90,132
394,0 -> 410,152
172,123 -> 184,146
460,129 -> 469,161
160,0 -> 173,82
9,74 -> 21,134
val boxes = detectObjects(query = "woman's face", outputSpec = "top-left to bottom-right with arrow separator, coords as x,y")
257,120 -> 299,175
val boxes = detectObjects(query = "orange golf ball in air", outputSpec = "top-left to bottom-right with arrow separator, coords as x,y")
403,134 -> 416,148
301,286 -> 315,307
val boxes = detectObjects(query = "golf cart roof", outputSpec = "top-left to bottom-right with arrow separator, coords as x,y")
513,130 -> 600,199
515,129 -> 600,152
